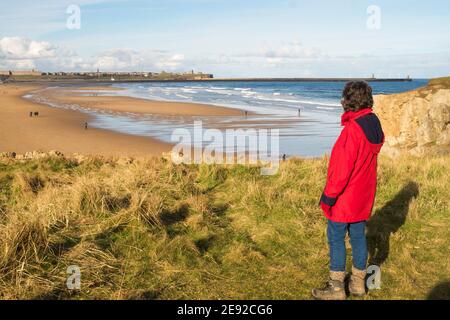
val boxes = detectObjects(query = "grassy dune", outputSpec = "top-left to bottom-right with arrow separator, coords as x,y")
428,76 -> 450,88
0,155 -> 448,300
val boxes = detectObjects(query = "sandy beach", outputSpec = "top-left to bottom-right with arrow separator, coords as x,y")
1,83 -> 230,157
0,82 -> 339,158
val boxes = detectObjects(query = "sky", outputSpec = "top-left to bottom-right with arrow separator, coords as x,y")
0,0 -> 449,78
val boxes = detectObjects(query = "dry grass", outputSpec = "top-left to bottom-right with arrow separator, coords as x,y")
0,154 -> 448,300
428,77 -> 450,88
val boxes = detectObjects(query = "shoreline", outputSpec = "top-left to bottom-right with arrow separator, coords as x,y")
38,86 -> 245,117
0,83 -> 172,157
0,83 -> 259,157
0,82 -> 349,158
0,83 -> 321,158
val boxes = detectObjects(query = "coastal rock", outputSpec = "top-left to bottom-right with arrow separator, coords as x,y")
23,151 -> 64,159
24,151 -> 40,159
373,78 -> 450,157
48,150 -> 65,158
72,153 -> 87,164
9,151 -> 65,161
0,152 -> 17,159
116,157 -> 134,166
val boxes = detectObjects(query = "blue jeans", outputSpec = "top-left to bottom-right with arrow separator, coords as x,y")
327,219 -> 368,272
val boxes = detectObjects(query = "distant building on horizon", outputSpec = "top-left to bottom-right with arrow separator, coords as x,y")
0,69 -> 214,80
194,73 -> 213,80
0,69 -> 42,76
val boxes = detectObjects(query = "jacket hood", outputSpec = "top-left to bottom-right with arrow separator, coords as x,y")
342,108 -> 384,154
341,108 -> 373,126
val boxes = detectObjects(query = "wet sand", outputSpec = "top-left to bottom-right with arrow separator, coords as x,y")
0,84 -> 171,157
43,86 -> 245,116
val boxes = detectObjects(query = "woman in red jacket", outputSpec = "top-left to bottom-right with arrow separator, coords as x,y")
312,81 -> 384,300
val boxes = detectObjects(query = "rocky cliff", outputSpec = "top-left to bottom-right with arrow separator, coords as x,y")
374,77 -> 450,157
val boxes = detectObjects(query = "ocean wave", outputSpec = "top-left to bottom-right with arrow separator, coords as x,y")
252,95 -> 340,107
181,88 -> 198,94
316,106 -> 337,110
205,89 -> 233,95
210,86 -> 229,90
124,84 -> 342,110
175,93 -> 191,99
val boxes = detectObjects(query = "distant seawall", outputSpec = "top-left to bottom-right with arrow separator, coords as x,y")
203,77 -> 413,83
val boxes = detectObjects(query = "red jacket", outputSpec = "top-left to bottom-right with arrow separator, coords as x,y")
320,108 -> 384,223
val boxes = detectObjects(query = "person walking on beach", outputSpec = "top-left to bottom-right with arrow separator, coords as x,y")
84,122 -> 88,130
312,81 -> 384,300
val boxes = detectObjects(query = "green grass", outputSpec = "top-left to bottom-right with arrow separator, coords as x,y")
0,155 -> 448,300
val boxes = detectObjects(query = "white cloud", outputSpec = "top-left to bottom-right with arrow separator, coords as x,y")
234,41 -> 322,61
0,37 -> 57,60
231,41 -> 323,66
0,36 -> 188,72
0,37 -> 60,70
0,36 -> 89,70
11,59 -> 36,69
94,49 -> 143,70
155,54 -> 185,70
2,36 -> 447,78
94,50 -> 186,71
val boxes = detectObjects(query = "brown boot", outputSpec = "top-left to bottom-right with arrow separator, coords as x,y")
312,271 -> 346,300
349,266 -> 367,297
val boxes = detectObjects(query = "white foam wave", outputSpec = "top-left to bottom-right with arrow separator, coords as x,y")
181,88 -> 198,94
175,93 -> 190,99
317,106 -> 336,110
252,95 -> 340,107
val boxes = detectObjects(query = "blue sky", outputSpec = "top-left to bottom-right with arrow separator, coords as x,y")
0,0 -> 449,78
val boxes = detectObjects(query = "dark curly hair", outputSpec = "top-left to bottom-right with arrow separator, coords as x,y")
341,81 -> 374,112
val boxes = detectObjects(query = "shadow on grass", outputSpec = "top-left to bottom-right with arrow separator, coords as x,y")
160,203 -> 190,238
94,224 -> 127,251
367,181 -> 419,266
427,281 -> 450,300
161,203 -> 189,226
195,234 -> 216,254
126,290 -> 162,300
